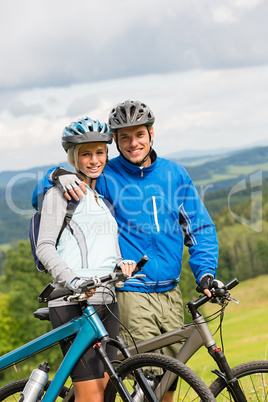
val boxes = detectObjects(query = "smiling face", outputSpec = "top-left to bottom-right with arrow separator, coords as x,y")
77,142 -> 107,182
115,124 -> 154,167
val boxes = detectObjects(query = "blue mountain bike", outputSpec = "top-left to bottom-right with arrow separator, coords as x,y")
0,257 -> 216,402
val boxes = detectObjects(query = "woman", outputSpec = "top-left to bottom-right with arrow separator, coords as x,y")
36,117 -> 135,402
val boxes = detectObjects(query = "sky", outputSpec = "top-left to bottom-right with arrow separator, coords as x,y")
0,0 -> 268,172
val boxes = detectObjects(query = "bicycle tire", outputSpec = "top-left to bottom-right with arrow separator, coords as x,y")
209,360 -> 268,400
104,352 -> 216,401
0,379 -> 73,401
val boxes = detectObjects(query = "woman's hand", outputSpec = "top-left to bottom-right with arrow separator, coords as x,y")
69,277 -> 95,297
84,289 -> 96,299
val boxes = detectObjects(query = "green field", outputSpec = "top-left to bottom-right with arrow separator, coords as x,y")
0,244 -> 11,252
186,275 -> 268,385
194,162 -> 268,186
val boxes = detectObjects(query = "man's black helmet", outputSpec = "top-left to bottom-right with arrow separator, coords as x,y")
108,100 -> 155,132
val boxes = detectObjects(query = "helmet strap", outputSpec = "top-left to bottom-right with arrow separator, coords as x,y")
77,169 -> 93,186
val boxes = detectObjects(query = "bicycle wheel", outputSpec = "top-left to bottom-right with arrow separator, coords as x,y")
0,379 -> 73,401
104,352 -> 216,401
209,360 -> 268,401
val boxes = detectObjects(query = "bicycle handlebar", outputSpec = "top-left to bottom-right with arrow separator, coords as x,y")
79,254 -> 149,292
187,278 -> 239,313
37,255 -> 149,303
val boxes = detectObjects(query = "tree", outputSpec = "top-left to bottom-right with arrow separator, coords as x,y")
0,240 -> 61,378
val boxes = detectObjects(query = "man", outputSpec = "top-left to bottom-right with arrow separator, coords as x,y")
32,100 -> 219,401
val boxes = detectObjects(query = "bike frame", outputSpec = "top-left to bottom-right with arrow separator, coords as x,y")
0,305 -> 108,402
117,280 -> 247,401
118,312 -> 213,396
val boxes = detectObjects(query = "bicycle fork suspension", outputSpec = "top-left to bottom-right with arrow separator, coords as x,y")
208,346 -> 247,402
93,338 -> 158,402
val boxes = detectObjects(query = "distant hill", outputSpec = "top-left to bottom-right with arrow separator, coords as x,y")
0,145 -> 268,245
180,145 -> 268,192
0,162 -> 71,188
164,139 -> 268,166
165,148 -> 236,166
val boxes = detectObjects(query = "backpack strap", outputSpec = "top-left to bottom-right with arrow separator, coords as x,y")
56,198 -> 79,246
102,197 -> 115,217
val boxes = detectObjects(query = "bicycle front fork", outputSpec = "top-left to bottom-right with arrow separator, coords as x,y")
94,336 -> 158,402
208,346 -> 247,402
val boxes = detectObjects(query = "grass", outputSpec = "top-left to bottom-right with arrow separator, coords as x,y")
228,162 -> 268,175
194,162 -> 268,186
186,275 -> 268,385
0,244 -> 11,252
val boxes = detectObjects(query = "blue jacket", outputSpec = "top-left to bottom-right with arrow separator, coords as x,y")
32,151 -> 218,293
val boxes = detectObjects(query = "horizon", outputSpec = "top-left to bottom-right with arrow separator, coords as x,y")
1,141 -> 268,175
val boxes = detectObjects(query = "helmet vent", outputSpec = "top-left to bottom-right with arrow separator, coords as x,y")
119,106 -> 127,122
108,100 -> 155,131
130,105 -> 136,122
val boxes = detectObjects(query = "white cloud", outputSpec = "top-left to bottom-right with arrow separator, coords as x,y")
0,0 -> 268,90
1,65 -> 268,171
234,0 -> 264,9
0,0 -> 268,172
66,95 -> 101,117
212,6 -> 237,24
8,99 -> 43,117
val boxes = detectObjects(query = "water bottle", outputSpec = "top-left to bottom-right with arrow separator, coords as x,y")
131,371 -> 156,402
18,362 -> 49,402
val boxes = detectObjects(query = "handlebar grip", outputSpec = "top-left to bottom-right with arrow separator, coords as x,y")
83,275 -> 112,290
225,278 -> 239,290
133,255 -> 149,274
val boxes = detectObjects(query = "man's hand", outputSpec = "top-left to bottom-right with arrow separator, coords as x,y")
117,260 -> 136,277
51,167 -> 87,201
198,275 -> 219,298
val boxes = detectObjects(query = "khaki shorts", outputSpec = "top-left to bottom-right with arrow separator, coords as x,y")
116,285 -> 184,358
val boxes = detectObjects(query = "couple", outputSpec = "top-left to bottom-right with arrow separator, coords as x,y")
34,99 -> 219,402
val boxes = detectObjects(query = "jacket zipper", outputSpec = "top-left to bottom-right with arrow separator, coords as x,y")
152,196 -> 160,232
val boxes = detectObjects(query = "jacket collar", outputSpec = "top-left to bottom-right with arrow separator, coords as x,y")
118,150 -> 158,174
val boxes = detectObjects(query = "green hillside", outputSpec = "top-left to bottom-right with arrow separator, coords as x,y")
184,146 -> 268,187
0,162 -> 70,188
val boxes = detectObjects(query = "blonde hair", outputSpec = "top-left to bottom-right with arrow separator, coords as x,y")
67,144 -> 82,171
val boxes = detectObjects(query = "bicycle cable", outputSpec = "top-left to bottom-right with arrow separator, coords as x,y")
98,284 -> 140,355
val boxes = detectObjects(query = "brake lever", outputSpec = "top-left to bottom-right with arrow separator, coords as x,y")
211,287 -> 240,305
65,293 -> 89,302
132,273 -> 146,279
115,273 -> 146,288
226,295 -> 240,304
